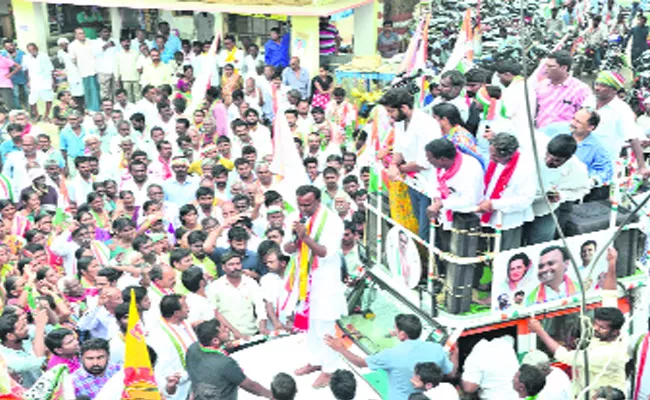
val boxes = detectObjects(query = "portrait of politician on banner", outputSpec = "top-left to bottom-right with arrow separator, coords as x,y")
385,227 -> 423,289
491,232 -> 609,313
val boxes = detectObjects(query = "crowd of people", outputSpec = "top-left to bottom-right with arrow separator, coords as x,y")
0,1 -> 644,399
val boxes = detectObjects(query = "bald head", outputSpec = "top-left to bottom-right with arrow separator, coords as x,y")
220,201 -> 237,219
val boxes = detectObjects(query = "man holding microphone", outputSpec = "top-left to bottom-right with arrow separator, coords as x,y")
283,185 -> 347,388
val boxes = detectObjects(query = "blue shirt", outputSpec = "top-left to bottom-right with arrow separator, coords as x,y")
575,134 -> 613,185
264,33 -> 291,69
163,177 -> 200,207
0,49 -> 26,85
366,339 -> 453,400
153,35 -> 182,64
282,66 -> 310,100
211,247 -> 265,276
0,139 -> 19,164
59,125 -> 89,159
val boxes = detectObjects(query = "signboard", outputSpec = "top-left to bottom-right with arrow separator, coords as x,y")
385,226 -> 422,289
491,231 -> 609,313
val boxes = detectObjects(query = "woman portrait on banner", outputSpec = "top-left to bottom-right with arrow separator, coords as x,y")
495,252 -> 535,311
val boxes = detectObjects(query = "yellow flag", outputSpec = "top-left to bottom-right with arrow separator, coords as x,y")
121,290 -> 161,400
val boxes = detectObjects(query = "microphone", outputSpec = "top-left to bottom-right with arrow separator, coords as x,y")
293,216 -> 307,243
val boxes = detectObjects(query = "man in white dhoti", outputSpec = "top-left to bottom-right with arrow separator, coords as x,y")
283,185 -> 347,388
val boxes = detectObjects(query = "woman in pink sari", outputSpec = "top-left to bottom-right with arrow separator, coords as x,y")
0,199 -> 30,238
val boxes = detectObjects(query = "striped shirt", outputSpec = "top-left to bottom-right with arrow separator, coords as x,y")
535,76 -> 591,129
319,23 -> 339,55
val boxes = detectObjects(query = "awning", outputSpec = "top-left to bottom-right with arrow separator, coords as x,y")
28,0 -> 373,17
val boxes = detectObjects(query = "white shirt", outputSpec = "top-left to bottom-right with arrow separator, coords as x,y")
147,320 -> 195,400
249,124 -> 274,158
282,206 -> 347,321
2,151 -> 47,199
135,98 -> 159,126
536,367 -> 571,400
483,154 -> 536,230
462,336 -> 520,400
120,177 -> 162,207
532,154 -> 590,217
430,95 -> 470,122
51,231 -> 80,276
242,54 -> 263,78
502,78 -> 537,153
584,96 -> 645,161
68,174 -> 94,206
108,334 -> 125,366
68,39 -> 97,78
114,101 -> 137,120
260,272 -> 286,327
427,153 -> 485,229
22,53 -> 53,91
393,108 -> 442,191
186,292 -> 214,324
93,38 -> 118,75
424,382 -> 460,399
217,47 -> 245,71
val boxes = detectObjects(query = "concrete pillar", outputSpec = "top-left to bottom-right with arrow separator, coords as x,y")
353,0 -> 379,57
214,12 -> 225,39
290,15 -> 319,77
110,8 -> 122,41
11,0 -> 48,51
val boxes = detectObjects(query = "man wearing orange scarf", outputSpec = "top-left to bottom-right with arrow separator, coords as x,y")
282,185 -> 346,389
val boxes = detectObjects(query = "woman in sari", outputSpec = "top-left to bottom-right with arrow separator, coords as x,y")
75,209 -> 111,242
0,200 -> 30,238
176,65 -> 194,101
18,189 -> 47,224
221,63 -> 243,106
87,192 -> 110,231
108,217 -> 137,261
432,102 -> 486,169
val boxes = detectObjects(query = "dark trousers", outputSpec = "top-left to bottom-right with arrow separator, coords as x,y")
408,186 -> 431,241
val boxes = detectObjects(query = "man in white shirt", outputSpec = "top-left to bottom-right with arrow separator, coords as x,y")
115,38 -> 140,104
425,138 -> 484,230
114,88 -> 136,120
284,185 -> 347,388
384,88 -> 442,240
94,26 -> 117,101
477,133 -> 536,250
243,43 -> 263,78
217,34 -> 244,72
135,85 -> 159,126
2,134 -> 46,199
521,350 -> 571,400
147,294 -> 196,400
23,43 -> 54,121
429,70 -> 470,122
243,108 -> 273,158
181,267 -> 215,325
461,335 -> 520,400
68,27 -> 100,112
524,134 -> 590,245
585,70 -> 650,178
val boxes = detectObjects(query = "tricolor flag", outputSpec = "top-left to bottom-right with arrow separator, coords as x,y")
24,365 -> 72,399
122,290 -> 161,400
443,8 -> 481,74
